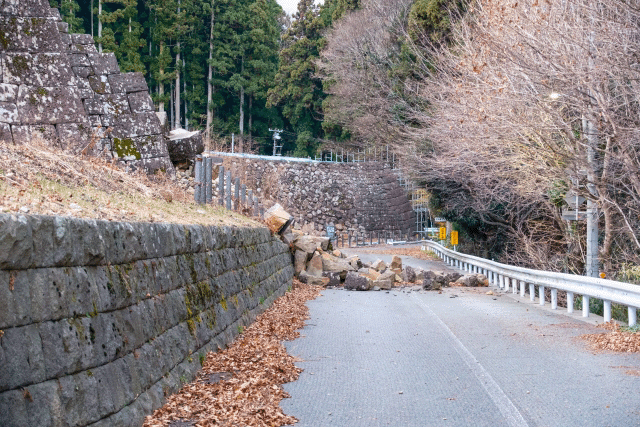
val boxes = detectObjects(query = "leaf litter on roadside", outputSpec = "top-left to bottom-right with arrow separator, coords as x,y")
144,280 -> 321,427
581,321 -> 640,353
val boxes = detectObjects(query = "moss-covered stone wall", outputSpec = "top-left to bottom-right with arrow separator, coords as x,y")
0,214 -> 294,426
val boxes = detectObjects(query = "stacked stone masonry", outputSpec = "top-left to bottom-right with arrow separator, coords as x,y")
0,213 -> 294,426
0,0 -> 173,174
221,157 -> 416,235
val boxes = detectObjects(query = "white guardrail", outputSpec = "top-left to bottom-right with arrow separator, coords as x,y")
422,240 -> 640,326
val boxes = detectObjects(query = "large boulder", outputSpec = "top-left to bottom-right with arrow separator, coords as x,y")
390,255 -> 403,270
423,271 -> 463,291
414,268 -> 425,282
379,270 -> 397,282
454,274 -> 489,287
294,249 -> 308,275
373,278 -> 393,290
321,253 -> 355,280
344,272 -> 371,291
299,271 -> 329,286
359,268 -> 381,281
402,266 -> 416,283
371,259 -> 387,272
294,235 -> 330,254
346,255 -> 363,270
306,253 -> 324,277
167,128 -> 204,163
264,203 -> 294,235
323,271 -> 342,287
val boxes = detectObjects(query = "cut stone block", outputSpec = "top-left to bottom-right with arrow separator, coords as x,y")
0,83 -> 19,103
0,123 -> 12,143
108,72 -> 147,93
88,75 -> 111,94
0,0 -> 51,18
0,17 -> 63,52
111,112 -> 162,139
71,34 -> 95,45
127,91 -> 154,113
16,86 -> 85,124
84,94 -> 130,116
57,122 -> 93,154
87,53 -> 120,75
12,124 -> 57,144
69,54 -> 90,67
4,53 -> 75,86
0,102 -> 19,123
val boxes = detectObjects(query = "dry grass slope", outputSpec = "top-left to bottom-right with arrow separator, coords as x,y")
0,138 -> 258,227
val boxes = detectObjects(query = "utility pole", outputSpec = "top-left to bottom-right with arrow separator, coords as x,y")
269,129 -> 283,156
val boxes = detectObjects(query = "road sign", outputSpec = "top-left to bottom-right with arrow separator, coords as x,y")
439,227 -> 446,240
326,224 -> 335,239
451,231 -> 458,246
564,191 -> 586,209
434,217 -> 447,223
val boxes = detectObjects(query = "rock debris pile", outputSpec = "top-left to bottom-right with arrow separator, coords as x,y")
289,234 -> 490,291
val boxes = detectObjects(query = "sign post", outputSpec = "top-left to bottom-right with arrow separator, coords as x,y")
439,227 -> 446,245
451,231 -> 458,251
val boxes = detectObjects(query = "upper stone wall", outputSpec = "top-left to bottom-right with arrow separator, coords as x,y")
221,156 -> 416,235
0,0 -> 174,175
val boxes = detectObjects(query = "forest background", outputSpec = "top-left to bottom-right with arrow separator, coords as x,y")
51,0 -> 640,285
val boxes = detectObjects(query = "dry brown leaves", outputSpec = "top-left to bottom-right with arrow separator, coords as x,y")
581,321 -> 640,353
144,280 -> 321,427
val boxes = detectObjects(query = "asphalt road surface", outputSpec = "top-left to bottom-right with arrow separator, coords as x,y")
282,249 -> 640,427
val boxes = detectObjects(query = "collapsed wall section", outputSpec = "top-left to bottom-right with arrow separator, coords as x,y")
221,156 -> 416,235
0,0 -> 173,174
0,214 -> 294,427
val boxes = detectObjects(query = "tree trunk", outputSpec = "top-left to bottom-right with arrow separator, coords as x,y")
238,56 -> 244,153
248,95 -> 252,152
174,0 -> 181,130
98,0 -> 102,52
205,1 -> 215,151
175,44 -> 181,129
158,41 -> 165,112
91,0 -> 94,38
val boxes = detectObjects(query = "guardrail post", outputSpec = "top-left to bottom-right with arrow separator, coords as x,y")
492,272 -> 498,286
504,275 -> 509,292
551,289 -> 558,309
512,278 -> 517,294
529,283 -> 535,302
519,280 -> 526,297
603,300 -> 611,322
539,286 -> 545,305
629,308 -> 637,327
582,296 -> 590,317
567,292 -> 574,314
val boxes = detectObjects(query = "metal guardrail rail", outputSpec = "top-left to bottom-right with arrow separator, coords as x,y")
422,240 -> 640,326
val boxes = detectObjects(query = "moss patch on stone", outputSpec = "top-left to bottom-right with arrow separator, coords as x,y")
113,138 -> 142,160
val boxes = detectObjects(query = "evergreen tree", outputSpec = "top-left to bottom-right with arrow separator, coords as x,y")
53,0 -> 84,32
267,0 -> 358,157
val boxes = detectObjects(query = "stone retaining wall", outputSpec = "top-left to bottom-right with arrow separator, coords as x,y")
221,156 -> 416,235
0,214 -> 294,426
0,1 -> 173,174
